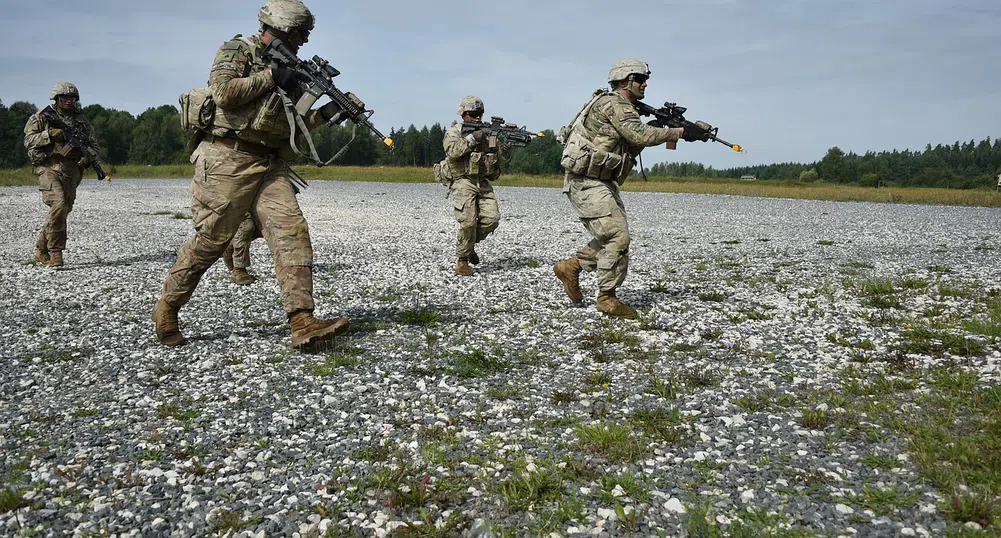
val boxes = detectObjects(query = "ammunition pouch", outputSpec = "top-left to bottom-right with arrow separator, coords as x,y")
560,130 -> 632,184
179,87 -> 216,132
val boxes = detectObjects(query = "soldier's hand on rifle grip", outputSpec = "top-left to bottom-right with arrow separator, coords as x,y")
49,128 -> 65,143
77,156 -> 89,168
271,67 -> 309,93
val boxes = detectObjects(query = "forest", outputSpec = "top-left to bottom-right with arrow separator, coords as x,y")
2,98 -> 997,189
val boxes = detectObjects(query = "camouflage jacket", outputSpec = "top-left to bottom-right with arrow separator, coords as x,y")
442,122 -> 510,181
208,34 -> 326,149
582,91 -> 681,157
23,108 -> 98,167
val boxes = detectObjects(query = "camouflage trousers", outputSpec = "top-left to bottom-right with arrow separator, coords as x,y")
35,162 -> 83,252
159,140 -> 315,313
452,177 -> 500,258
231,213 -> 262,270
563,172 -> 630,292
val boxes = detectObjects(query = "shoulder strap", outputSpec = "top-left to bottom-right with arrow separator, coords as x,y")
570,89 -> 609,135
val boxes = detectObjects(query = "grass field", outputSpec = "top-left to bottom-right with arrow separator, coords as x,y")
3,165 -> 1000,208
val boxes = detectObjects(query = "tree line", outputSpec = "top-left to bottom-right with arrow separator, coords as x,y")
1,98 -> 998,188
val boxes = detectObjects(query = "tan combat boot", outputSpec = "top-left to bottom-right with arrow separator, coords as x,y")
468,249 -> 479,265
222,244 -> 235,271
289,310 -> 349,349
153,299 -> 184,347
455,257 -> 473,276
34,247 -> 49,265
597,289 -> 638,319
553,257 -> 583,304
45,251 -> 64,267
231,268 -> 257,286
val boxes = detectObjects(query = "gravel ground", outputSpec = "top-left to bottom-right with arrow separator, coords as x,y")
1,179 -> 1000,537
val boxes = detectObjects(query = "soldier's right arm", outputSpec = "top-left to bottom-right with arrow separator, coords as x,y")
443,125 -> 475,161
605,99 -> 682,148
209,40 -> 276,109
23,114 -> 52,151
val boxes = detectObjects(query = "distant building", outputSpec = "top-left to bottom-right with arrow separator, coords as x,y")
740,175 -> 757,181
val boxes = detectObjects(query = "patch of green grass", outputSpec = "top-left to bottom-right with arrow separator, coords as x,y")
551,389 -> 576,405
721,239 -> 741,245
574,423 -> 648,463
451,350 -> 508,378
484,383 -> 521,401
698,290 -> 727,302
172,212 -> 190,220
681,365 -> 724,389
584,372 -> 612,387
398,307 -> 442,327
798,408 -> 832,430
71,408 -> 99,418
646,373 -> 680,400
836,485 -> 919,517
156,401 -> 200,421
817,240 -> 835,246
944,491 -> 999,528
670,341 -> 700,353
928,264 -> 953,274
305,350 -> 363,376
493,461 -> 567,512
893,326 -> 985,357
859,452 -> 898,471
208,509 -> 262,534
899,277 -> 929,290
0,488 -> 29,514
701,327 -> 723,341
527,259 -> 541,268
597,473 -> 652,504
630,407 -> 688,444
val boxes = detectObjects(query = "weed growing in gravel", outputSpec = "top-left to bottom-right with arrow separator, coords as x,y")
817,239 -> 835,246
0,487 -> 28,514
484,383 -> 521,400
928,264 -> 953,274
698,290 -> 727,302
171,212 -> 190,219
156,401 -> 200,422
598,472 -> 652,503
574,423 -> 648,462
208,509 -> 262,535
584,372 -> 611,387
399,307 -> 442,327
526,259 -> 541,268
798,408 -> 832,430
944,491 -> 999,529
305,349 -> 364,376
550,389 -> 576,405
681,365 -> 725,389
892,326 -> 984,357
963,297 -> 1001,339
493,459 -> 567,512
630,406 -> 689,444
450,349 -> 508,378
859,452 -> 898,471
836,484 -> 920,517
646,371 -> 681,400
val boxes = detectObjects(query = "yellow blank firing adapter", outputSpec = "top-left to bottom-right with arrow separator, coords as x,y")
732,145 -> 743,153
384,138 -> 395,149
536,132 -> 545,137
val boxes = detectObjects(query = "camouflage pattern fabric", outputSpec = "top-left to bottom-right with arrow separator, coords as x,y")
207,34 -> 326,149
561,91 -> 682,291
443,122 -> 508,257
23,109 -> 98,252
159,141 -> 314,312
563,172 -> 629,291
230,214 -> 262,270
451,177 -> 499,258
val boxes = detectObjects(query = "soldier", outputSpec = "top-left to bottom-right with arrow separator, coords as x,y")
553,59 -> 712,319
23,82 -> 100,267
153,0 -> 361,348
440,96 -> 510,276
221,214 -> 261,286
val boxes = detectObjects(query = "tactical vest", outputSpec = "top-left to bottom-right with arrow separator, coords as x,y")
558,89 -> 635,184
179,35 -> 295,145
436,126 -> 502,182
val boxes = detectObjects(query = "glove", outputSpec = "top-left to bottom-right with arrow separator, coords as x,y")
271,67 -> 309,93
682,120 -> 710,142
345,92 -> 365,111
49,128 -> 65,142
77,156 -> 89,167
319,101 -> 346,123
470,129 -> 486,141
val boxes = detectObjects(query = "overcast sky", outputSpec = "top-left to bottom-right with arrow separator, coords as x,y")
1,0 -> 998,168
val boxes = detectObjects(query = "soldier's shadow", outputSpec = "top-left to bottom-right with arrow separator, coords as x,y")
473,256 -> 547,275
55,250 -> 178,270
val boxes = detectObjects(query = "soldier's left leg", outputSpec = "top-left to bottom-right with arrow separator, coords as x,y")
475,182 -> 500,244
231,214 -> 257,270
253,169 -> 347,347
38,167 -> 70,254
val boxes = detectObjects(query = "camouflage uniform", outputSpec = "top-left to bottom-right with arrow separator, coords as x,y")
443,123 -> 509,260
155,0 -> 353,347
554,59 -> 692,318
229,213 -> 262,271
23,83 -> 99,264
562,91 -> 680,291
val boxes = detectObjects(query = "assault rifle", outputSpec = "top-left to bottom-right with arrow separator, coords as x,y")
461,117 -> 543,149
40,106 -> 110,180
635,101 -> 743,153
262,37 -> 395,166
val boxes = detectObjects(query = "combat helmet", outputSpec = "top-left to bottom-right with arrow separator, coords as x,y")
50,82 -> 79,100
258,0 -> 315,33
607,59 -> 650,83
457,96 -> 484,116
